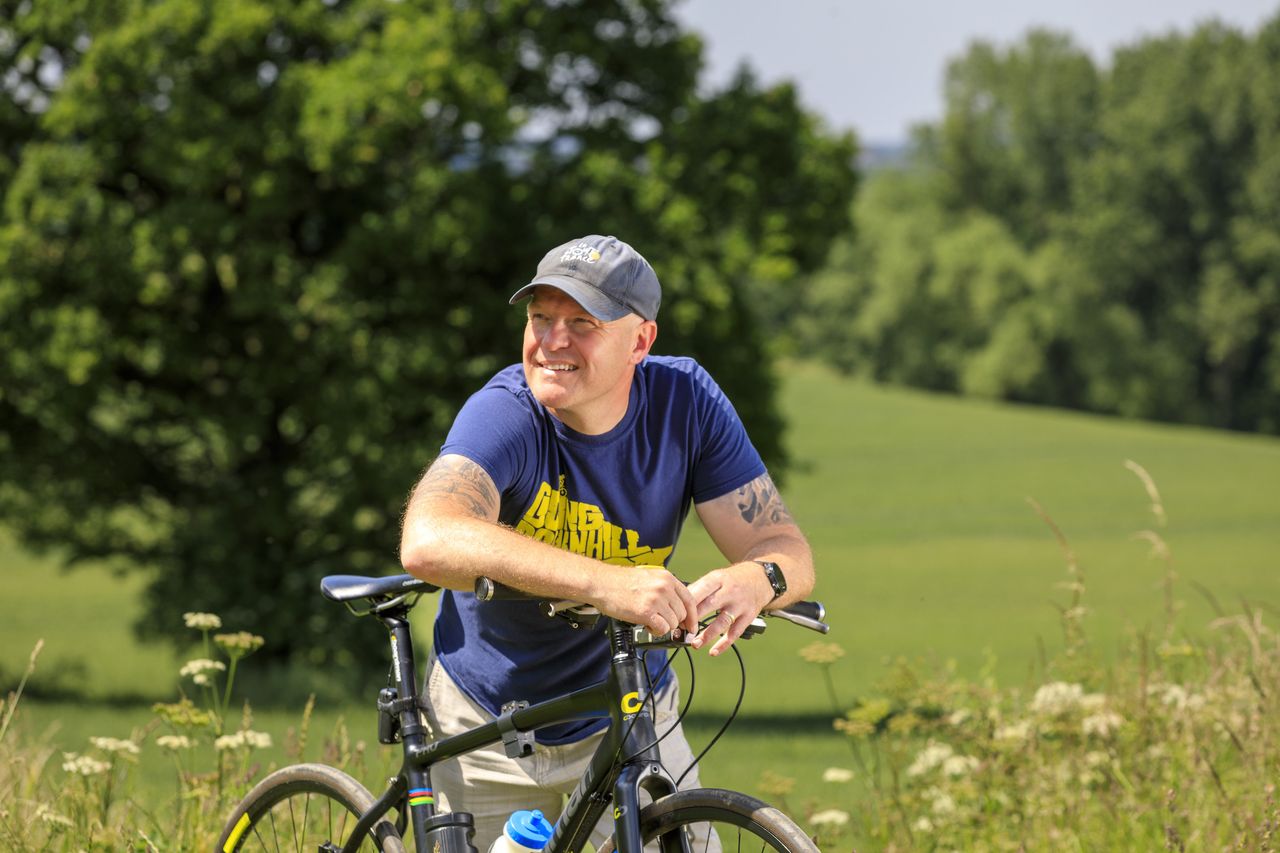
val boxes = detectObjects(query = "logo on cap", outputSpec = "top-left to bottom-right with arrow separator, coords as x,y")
561,243 -> 602,264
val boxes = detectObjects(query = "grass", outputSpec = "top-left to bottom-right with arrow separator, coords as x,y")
2,361 -> 1279,845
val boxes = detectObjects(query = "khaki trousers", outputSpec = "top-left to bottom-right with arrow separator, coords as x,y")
421,654 -> 719,852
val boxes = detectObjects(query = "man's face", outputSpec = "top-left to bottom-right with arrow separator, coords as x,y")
522,286 -> 655,433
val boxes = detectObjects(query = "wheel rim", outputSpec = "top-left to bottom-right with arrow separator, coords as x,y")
644,806 -> 799,852
230,782 -> 388,852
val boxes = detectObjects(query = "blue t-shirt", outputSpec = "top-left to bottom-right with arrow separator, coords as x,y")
433,355 -> 766,743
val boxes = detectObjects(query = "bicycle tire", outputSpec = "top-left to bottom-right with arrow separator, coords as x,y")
216,762 -> 406,853
597,788 -> 819,853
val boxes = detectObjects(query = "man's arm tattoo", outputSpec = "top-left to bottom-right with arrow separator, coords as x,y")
735,474 -> 795,526
414,456 -> 499,520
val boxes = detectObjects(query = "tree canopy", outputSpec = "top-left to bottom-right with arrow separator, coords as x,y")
0,0 -> 857,680
799,17 -> 1280,435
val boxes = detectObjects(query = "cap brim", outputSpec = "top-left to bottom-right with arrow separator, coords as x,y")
508,276 -> 632,322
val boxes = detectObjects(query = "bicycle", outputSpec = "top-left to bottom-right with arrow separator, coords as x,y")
217,571 -> 830,853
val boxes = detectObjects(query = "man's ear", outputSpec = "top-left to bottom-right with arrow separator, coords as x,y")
631,320 -> 658,364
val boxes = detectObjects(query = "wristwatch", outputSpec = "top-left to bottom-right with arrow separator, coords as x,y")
754,560 -> 787,601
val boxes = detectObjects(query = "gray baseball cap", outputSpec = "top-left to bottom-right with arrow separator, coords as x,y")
509,235 -> 661,321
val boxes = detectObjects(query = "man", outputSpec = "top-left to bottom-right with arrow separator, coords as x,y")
400,234 -> 814,849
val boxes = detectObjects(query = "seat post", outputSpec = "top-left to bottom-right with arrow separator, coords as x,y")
378,611 -> 437,840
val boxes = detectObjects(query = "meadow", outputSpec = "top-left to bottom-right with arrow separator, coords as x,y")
3,362 -> 1278,848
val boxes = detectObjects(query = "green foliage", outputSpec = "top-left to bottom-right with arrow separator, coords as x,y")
796,478 -> 1279,850
1,624 -> 389,850
0,0 -> 857,674
800,17 -> 1280,434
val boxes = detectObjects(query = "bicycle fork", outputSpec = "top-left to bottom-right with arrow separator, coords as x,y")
550,632 -> 685,853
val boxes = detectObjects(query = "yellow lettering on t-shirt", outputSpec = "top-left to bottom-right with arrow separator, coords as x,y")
516,479 -> 673,567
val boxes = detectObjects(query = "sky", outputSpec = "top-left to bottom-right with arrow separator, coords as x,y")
673,0 -> 1280,144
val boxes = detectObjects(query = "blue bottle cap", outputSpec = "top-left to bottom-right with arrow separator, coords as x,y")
506,809 -> 554,849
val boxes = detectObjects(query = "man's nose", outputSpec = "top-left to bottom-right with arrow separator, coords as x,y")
540,318 -> 572,349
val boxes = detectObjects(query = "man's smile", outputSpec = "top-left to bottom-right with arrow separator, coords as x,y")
536,360 -> 578,373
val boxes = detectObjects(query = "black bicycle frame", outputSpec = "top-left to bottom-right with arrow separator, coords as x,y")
341,607 -> 682,853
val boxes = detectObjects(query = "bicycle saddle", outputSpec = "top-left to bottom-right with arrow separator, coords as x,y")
320,573 -> 438,603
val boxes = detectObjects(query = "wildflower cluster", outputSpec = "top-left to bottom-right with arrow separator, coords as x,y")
798,468 -> 1278,850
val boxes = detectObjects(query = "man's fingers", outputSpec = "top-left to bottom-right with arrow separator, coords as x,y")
709,611 -> 744,656
675,581 -> 700,634
690,607 -> 737,650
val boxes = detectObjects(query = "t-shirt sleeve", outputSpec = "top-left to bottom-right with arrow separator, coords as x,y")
688,365 -> 768,504
439,387 -> 534,495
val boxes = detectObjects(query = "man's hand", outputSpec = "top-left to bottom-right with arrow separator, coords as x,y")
686,563 -> 775,656
590,565 -> 699,638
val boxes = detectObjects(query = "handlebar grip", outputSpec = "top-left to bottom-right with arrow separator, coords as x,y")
474,577 -> 532,601
474,577 -> 595,621
779,600 -> 825,623
768,600 -> 829,633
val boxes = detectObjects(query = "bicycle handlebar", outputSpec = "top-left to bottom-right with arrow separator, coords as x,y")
473,576 -> 830,634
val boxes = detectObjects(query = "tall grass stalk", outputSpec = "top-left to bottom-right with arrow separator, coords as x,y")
804,463 -> 1278,850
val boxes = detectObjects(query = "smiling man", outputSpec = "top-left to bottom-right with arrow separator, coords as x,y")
399,234 -> 814,850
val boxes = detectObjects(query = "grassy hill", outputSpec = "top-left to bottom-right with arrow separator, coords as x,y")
4,361 -> 1278,708
3,362 -> 1278,832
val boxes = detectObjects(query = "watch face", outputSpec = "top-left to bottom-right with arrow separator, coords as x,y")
758,560 -> 786,598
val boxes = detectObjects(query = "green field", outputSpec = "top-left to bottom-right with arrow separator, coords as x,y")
3,362 -> 1278,830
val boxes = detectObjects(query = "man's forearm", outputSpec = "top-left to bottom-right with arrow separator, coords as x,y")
740,532 -> 815,608
401,512 -> 699,635
401,513 -> 612,602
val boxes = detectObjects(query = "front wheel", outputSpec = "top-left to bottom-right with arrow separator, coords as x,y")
598,788 -> 818,853
216,763 -> 406,852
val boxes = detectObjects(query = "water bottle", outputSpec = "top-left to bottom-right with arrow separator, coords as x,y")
487,809 -> 554,853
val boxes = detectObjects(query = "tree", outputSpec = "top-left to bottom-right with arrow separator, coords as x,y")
804,17 -> 1280,435
918,29 -> 1100,246
0,0 -> 857,683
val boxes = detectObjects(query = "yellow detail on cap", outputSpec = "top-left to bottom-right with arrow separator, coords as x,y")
223,812 -> 251,851
621,692 -> 642,714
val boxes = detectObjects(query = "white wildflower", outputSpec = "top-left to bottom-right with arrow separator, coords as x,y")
946,708 -> 972,726
242,729 -> 272,749
1152,683 -> 1206,713
809,809 -> 850,827
994,720 -> 1032,743
215,729 -> 272,750
930,791 -> 957,816
89,737 -> 140,755
1082,711 -> 1124,738
214,631 -> 265,654
912,816 -> 934,833
822,767 -> 854,783
193,673 -> 212,686
35,804 -> 73,827
215,732 -> 246,751
1031,682 -> 1084,715
906,741 -> 954,777
942,754 -> 979,777
184,612 -> 222,630
156,735 -> 193,751
1153,683 -> 1186,707
62,752 -> 110,776
1084,751 -> 1110,768
180,658 -> 226,678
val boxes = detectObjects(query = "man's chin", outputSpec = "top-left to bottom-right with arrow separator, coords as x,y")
528,379 -> 571,410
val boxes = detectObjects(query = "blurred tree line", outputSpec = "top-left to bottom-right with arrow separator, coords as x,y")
0,0 -> 856,683
794,20 -> 1280,434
